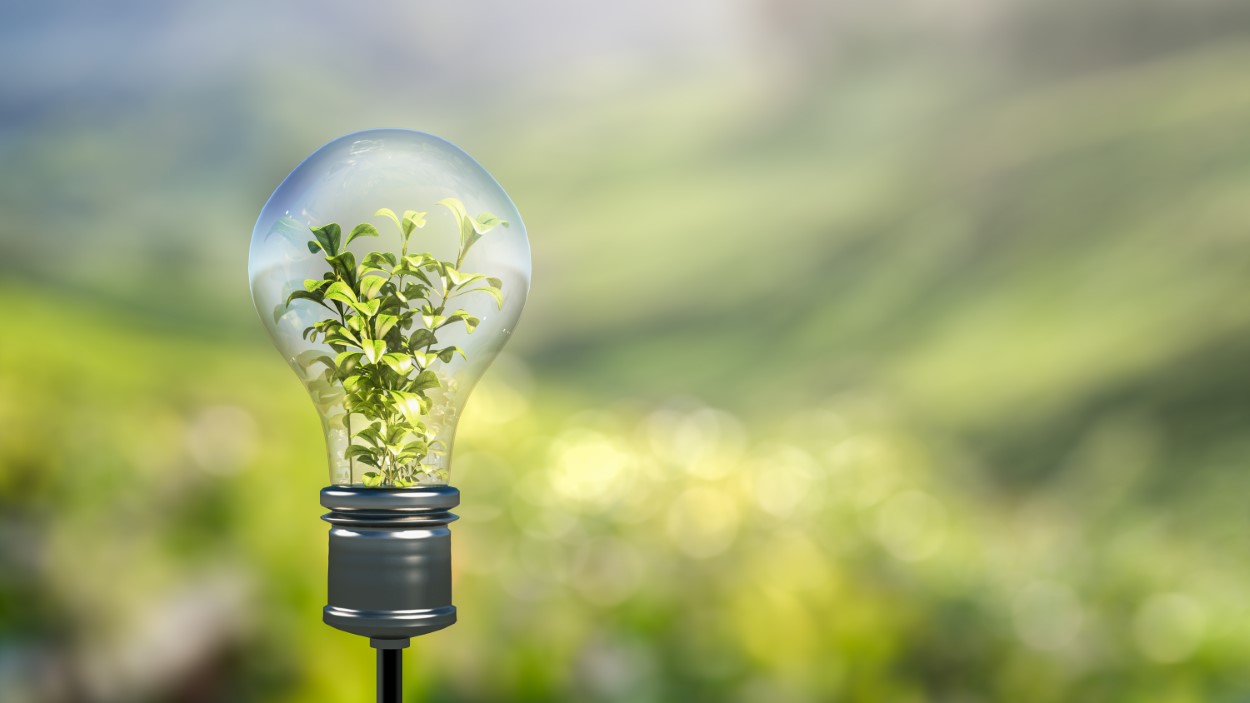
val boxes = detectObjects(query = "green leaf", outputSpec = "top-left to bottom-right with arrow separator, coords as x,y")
353,422 -> 384,444
308,320 -> 339,341
408,328 -> 438,350
350,298 -> 382,318
361,339 -> 386,364
438,197 -> 470,230
362,251 -> 398,269
311,224 -> 342,256
472,212 -> 506,234
413,270 -> 436,288
374,314 -> 400,339
377,297 -> 403,317
326,329 -> 362,347
471,284 -> 505,309
359,269 -> 391,285
362,471 -> 384,487
402,210 -> 427,236
394,443 -> 429,462
345,445 -> 377,461
397,253 -> 436,276
325,251 -> 357,283
444,267 -> 478,288
438,200 -> 507,258
285,289 -> 330,308
410,369 -> 441,393
358,275 -> 387,300
438,197 -> 475,249
304,278 -> 332,292
307,240 -> 323,255
386,424 -> 408,445
390,390 -> 429,427
345,223 -> 381,248
441,310 -> 480,333
334,350 -> 362,368
324,281 -> 358,306
436,346 -> 466,363
396,282 -> 429,304
294,350 -> 335,370
375,208 -> 402,233
381,352 -> 414,375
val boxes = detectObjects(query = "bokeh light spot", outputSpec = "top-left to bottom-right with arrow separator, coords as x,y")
1134,593 -> 1206,663
184,404 -> 258,475
1013,581 -> 1084,652
666,486 -> 740,559
874,490 -> 946,561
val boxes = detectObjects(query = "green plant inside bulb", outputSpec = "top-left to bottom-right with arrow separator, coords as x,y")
284,198 -> 508,487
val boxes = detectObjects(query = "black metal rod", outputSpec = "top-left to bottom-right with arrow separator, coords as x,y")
377,647 -> 401,703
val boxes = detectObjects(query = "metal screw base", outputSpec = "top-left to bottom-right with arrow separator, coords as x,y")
321,485 -> 460,641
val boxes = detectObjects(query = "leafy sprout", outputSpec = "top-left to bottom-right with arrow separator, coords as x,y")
283,198 -> 508,487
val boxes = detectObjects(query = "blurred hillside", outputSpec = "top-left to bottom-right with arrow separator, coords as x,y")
4,0 -> 1250,701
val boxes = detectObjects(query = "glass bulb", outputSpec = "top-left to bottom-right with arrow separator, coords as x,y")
249,129 -> 530,487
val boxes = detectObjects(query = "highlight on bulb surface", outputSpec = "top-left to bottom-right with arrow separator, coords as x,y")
249,129 -> 530,487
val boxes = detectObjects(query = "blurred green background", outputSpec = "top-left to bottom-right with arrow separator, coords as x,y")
4,1 -> 1250,701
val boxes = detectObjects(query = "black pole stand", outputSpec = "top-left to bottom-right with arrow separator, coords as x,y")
373,638 -> 407,703
321,486 -> 460,703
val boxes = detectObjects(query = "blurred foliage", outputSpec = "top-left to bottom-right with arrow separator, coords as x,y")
5,0 -> 1250,701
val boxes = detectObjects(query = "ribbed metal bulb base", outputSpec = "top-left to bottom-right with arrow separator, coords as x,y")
320,485 -> 459,642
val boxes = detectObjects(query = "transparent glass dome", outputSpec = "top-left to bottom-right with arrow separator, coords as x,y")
249,129 -> 530,487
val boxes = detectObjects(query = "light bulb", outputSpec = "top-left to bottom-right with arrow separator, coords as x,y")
249,129 -> 531,487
